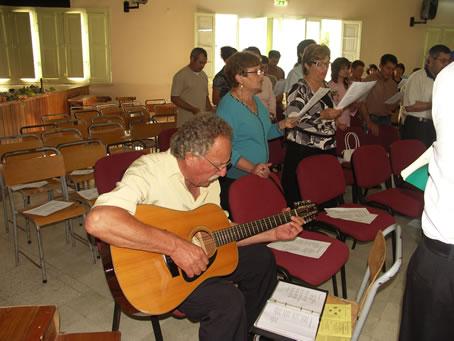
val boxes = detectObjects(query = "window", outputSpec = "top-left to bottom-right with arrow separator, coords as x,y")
206,13 -> 362,81
0,6 -> 111,85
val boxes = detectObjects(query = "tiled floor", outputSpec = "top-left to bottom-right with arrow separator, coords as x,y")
0,190 -> 421,341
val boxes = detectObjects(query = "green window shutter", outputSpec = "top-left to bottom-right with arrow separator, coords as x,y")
0,9 -> 11,79
63,12 -> 83,78
87,9 -> 111,84
37,10 -> 63,80
9,11 -> 35,79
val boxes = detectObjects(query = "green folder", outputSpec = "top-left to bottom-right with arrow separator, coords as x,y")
405,164 -> 429,191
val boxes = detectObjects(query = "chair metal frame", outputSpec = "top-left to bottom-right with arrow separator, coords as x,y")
41,128 -> 84,148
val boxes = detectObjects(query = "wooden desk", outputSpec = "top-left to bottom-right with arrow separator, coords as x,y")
0,305 -> 120,341
68,95 -> 97,107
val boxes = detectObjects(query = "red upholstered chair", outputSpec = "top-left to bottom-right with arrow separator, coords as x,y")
158,127 -> 178,152
296,154 -> 397,252
268,137 -> 286,180
390,139 -> 427,190
351,144 -> 424,217
228,172 -> 349,298
94,150 -> 169,341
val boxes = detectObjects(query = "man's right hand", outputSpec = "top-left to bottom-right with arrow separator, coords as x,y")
367,120 -> 380,136
168,235 -> 209,278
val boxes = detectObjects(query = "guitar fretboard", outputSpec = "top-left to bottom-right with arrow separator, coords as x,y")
213,203 -> 317,247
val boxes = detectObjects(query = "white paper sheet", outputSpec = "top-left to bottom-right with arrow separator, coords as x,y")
70,169 -> 94,175
337,81 -> 376,109
384,91 -> 403,104
23,200 -> 74,216
288,87 -> 330,119
325,207 -> 377,224
9,181 -> 48,191
397,78 -> 408,89
77,188 -> 99,200
268,237 -> 330,259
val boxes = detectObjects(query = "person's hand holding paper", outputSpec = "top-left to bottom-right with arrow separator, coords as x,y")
288,87 -> 341,121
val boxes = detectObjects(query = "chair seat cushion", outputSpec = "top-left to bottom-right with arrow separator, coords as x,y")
271,230 -> 349,286
316,203 -> 396,242
366,188 -> 424,217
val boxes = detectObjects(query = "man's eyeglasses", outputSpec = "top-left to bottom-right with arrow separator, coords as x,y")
311,61 -> 331,68
435,57 -> 450,64
244,68 -> 265,76
202,155 -> 231,171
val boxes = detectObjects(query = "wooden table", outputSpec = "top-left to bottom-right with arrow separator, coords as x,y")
0,305 -> 120,341
68,95 -> 97,107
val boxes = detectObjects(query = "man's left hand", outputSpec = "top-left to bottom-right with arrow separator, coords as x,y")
274,208 -> 304,241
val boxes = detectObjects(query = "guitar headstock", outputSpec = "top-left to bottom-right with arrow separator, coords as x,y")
293,200 -> 318,224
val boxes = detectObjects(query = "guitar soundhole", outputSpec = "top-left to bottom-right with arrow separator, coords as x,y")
191,229 -> 216,257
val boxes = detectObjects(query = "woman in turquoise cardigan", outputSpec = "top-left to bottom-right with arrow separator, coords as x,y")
216,51 -> 298,213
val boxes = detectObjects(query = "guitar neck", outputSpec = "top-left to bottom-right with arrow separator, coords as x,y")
213,203 -> 316,247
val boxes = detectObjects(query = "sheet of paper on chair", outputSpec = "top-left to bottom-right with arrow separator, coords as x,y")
384,91 -> 403,104
316,304 -> 352,339
23,200 -> 73,216
337,81 -> 376,109
268,237 -> 330,258
325,207 -> 377,224
288,87 -> 330,119
77,188 -> 99,200
70,169 -> 94,175
9,180 -> 49,191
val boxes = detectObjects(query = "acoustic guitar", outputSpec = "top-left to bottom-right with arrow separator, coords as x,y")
101,201 -> 317,316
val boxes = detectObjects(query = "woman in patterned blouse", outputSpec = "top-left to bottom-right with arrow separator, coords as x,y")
281,44 -> 342,206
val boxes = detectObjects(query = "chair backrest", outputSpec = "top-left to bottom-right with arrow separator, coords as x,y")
145,99 -> 166,113
297,154 -> 346,205
41,128 -> 84,148
100,107 -> 124,116
0,134 -> 43,160
352,225 -> 402,341
122,111 -> 146,129
91,115 -> 126,129
377,125 -> 400,152
20,123 -> 57,138
351,144 -> 392,188
2,147 -> 66,187
41,113 -> 71,124
130,119 -> 176,145
229,173 -> 286,223
389,139 -> 427,176
336,126 -> 367,159
88,122 -> 126,146
74,110 -> 101,122
58,139 -> 107,173
268,137 -> 286,167
94,150 -> 146,195
158,127 -> 178,152
54,119 -> 89,139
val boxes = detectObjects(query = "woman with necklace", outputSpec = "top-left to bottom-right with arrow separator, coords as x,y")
216,51 -> 298,214
281,44 -> 342,207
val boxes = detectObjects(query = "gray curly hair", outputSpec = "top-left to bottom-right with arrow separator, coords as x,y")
170,113 -> 233,159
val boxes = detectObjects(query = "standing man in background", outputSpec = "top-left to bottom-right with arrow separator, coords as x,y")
359,54 -> 399,135
171,47 -> 213,127
267,50 -> 285,80
401,44 -> 450,147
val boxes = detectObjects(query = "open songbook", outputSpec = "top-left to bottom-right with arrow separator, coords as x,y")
251,281 -> 327,341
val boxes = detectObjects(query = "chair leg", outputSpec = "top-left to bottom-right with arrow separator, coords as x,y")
112,302 -> 121,331
68,220 -> 76,247
340,265 -> 347,299
1,185 -> 9,233
24,196 -> 31,244
331,274 -> 338,297
151,316 -> 164,341
352,239 -> 357,250
35,223 -> 47,283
